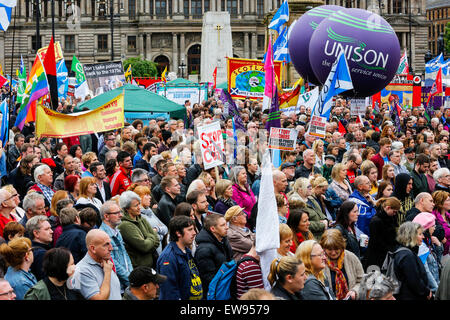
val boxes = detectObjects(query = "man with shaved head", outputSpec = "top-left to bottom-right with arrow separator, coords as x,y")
72,229 -> 122,300
295,149 -> 321,179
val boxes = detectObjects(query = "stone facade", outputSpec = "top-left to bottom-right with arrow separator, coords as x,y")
426,0 -> 449,56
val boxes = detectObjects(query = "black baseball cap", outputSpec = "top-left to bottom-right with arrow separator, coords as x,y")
128,266 -> 167,287
404,147 -> 415,154
281,162 -> 296,170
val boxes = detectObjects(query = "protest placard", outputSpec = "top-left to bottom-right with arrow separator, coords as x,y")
197,121 -> 225,170
83,61 -> 126,97
308,115 -> 327,138
268,127 -> 298,151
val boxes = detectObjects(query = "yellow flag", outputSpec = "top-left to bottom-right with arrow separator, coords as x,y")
161,66 -> 167,83
125,65 -> 132,83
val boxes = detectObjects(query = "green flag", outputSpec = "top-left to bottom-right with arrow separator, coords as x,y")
71,55 -> 85,83
16,56 -> 27,104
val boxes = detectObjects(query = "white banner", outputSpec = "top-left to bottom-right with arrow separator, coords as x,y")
309,115 -> 327,138
197,121 -> 225,170
280,87 -> 319,115
158,87 -> 208,105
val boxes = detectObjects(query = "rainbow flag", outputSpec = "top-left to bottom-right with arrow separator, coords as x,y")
14,55 -> 49,130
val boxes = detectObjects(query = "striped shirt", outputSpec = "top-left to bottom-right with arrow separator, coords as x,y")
236,255 -> 264,299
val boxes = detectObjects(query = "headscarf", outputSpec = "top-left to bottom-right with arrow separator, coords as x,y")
393,173 -> 413,202
326,250 -> 348,300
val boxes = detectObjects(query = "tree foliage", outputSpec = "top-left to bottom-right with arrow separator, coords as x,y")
123,56 -> 158,77
445,22 -> 450,56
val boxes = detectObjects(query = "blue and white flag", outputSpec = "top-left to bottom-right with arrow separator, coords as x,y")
268,0 -> 289,34
0,100 -> 8,145
273,26 -> 290,63
56,59 -> 68,99
311,51 -> 353,120
0,0 -> 16,31
425,53 -> 444,74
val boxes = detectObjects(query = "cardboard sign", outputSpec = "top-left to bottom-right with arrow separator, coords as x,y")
308,115 -> 327,138
197,121 -> 225,170
268,127 -> 298,151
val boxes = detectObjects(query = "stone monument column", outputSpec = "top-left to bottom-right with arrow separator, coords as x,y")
200,11 -> 233,84
173,33 -> 178,72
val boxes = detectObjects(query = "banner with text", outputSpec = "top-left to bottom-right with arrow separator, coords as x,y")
197,121 -> 225,170
308,115 -> 327,138
227,57 -> 282,100
83,61 -> 126,97
268,127 -> 298,151
281,87 -> 319,116
36,92 -> 125,138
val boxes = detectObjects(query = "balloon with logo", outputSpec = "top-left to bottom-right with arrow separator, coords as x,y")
308,8 -> 401,97
288,5 -> 344,86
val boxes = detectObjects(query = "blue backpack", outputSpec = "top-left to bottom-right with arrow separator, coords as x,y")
207,256 -> 257,300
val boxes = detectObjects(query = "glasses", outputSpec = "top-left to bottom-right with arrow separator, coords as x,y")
138,178 -> 150,182
311,252 -> 326,258
106,211 -> 122,215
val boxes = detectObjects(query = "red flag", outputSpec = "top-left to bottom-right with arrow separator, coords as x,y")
42,36 -> 59,110
0,74 -> 7,88
338,121 -> 347,135
213,66 -> 217,89
427,68 -> 443,105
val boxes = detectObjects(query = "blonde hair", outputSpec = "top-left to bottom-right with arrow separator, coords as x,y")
50,190 -> 69,216
81,152 -> 97,168
331,163 -> 346,181
279,223 -> 293,242
319,229 -> 346,251
310,174 -> 328,189
361,160 -> 377,176
396,221 -> 423,248
0,237 -> 32,269
267,256 -> 303,287
432,190 -> 450,212
312,139 -> 324,154
216,179 -> 233,198
239,288 -> 275,300
295,240 -> 325,283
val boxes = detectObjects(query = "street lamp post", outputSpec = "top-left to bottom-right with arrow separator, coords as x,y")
179,58 -> 187,78
35,0 -> 40,50
51,0 -> 55,40
110,0 -> 114,61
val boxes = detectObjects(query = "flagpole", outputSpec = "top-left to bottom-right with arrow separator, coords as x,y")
6,5 -> 18,163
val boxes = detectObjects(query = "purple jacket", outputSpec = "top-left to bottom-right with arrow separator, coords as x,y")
231,184 -> 257,217
432,209 -> 450,255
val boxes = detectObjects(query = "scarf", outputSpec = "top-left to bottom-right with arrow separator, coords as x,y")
218,197 -> 237,208
326,251 -> 348,300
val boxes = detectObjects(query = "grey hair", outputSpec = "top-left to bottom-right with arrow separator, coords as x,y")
396,221 -> 423,248
56,199 -> 74,216
100,200 -> 120,220
131,168 -> 149,183
357,270 -> 398,300
229,166 -> 246,185
33,164 -> 51,183
59,207 -> 79,226
119,191 -> 141,211
391,141 -> 404,151
186,179 -> 206,198
414,192 -> 432,205
354,175 -> 369,190
302,149 -> 314,158
26,215 -> 49,240
22,192 -> 45,212
0,189 -> 10,204
433,167 -> 450,182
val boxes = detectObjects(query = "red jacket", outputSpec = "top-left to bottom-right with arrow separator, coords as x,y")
370,153 -> 386,180
109,166 -> 132,197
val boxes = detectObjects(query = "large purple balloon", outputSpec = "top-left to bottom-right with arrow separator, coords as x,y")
288,5 -> 343,86
308,8 -> 400,97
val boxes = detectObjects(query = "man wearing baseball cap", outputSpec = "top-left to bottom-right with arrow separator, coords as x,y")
123,266 -> 167,300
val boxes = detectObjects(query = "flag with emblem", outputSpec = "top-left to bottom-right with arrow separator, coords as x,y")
0,0 -> 16,31
396,49 -> 409,75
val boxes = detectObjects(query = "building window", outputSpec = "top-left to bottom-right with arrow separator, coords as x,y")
65,35 -> 75,51
184,0 -> 189,18
257,34 -> 265,51
393,0 -> 402,14
128,36 -> 137,52
31,35 -> 42,51
227,0 -> 237,16
257,0 -> 264,17
155,0 -> 166,18
98,34 -> 108,52
129,0 -> 136,19
192,0 -> 202,19
149,0 -> 154,15
204,0 -> 210,11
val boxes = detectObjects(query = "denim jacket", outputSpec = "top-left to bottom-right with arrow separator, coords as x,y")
4,266 -> 37,300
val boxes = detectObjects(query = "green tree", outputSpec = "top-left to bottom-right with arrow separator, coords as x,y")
123,56 -> 158,77
445,22 -> 450,55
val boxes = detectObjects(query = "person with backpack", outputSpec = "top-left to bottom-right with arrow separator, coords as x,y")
267,255 -> 306,300
194,213 -> 233,298
389,221 -> 432,300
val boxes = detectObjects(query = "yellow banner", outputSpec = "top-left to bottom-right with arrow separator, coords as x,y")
36,92 -> 124,138
37,41 -> 64,62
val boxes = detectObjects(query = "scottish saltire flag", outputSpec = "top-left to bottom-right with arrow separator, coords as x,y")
0,100 -> 8,145
311,51 -> 353,119
56,59 -> 68,99
396,49 -> 409,75
0,0 -> 16,31
14,54 -> 49,130
268,0 -> 289,34
273,26 -> 290,63
425,53 -> 444,86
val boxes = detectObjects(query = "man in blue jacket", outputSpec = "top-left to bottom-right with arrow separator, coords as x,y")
55,207 -> 87,264
348,175 -> 377,237
157,215 -> 203,300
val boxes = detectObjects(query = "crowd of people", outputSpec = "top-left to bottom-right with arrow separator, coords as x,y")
0,84 -> 450,301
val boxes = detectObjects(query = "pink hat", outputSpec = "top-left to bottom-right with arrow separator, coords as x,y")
412,212 -> 436,230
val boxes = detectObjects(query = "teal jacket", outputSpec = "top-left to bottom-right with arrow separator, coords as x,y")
23,280 -> 51,300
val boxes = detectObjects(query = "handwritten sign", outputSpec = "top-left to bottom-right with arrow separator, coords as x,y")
197,121 -> 225,170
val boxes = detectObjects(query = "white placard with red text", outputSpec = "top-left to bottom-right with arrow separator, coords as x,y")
308,115 -> 327,138
268,127 -> 298,151
197,121 -> 225,170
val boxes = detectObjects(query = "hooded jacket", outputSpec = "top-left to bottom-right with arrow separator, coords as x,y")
194,227 -> 233,296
